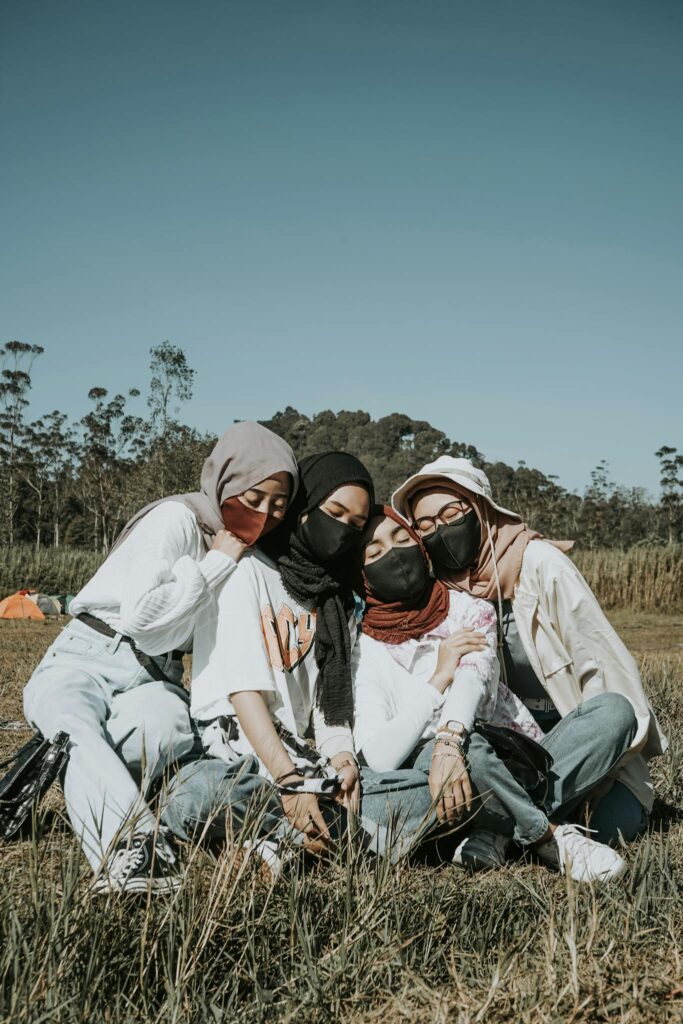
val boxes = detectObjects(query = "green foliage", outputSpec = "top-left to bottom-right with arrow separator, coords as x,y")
0,545 -> 102,597
1,341 -> 681,551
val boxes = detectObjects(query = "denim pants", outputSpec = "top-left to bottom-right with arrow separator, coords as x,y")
162,756 -> 436,863
23,618 -> 195,872
412,691 -> 640,846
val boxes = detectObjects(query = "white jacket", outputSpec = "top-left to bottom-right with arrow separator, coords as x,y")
513,540 -> 666,810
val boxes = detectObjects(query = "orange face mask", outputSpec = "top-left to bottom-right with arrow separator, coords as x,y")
220,496 -> 282,546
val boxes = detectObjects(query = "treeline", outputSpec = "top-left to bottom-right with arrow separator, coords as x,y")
1,340 -> 681,553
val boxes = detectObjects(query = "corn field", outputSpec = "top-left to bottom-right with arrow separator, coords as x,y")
1,544 -> 681,612
573,546 -> 683,610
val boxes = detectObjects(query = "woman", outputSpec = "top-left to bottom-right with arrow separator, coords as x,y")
164,455 -> 434,870
23,421 -> 298,893
354,506 -> 633,882
392,457 -> 667,845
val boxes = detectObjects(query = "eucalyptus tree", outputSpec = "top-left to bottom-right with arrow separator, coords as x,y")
0,340 -> 44,546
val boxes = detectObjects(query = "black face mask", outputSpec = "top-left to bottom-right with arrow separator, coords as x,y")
423,510 -> 481,574
364,544 -> 430,604
298,506 -> 361,563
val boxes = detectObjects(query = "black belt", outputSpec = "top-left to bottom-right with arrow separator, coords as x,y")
76,613 -> 185,683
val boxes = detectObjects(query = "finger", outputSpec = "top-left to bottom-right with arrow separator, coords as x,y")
310,808 -> 330,839
449,784 -> 465,823
462,773 -> 473,814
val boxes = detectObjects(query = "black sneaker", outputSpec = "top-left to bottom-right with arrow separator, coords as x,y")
93,831 -> 182,895
452,829 -> 510,872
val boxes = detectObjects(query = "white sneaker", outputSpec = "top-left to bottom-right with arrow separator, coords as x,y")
535,824 -> 626,884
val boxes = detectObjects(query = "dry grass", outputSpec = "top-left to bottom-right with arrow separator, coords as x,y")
573,546 -> 683,611
0,617 -> 681,1024
2,544 -> 682,613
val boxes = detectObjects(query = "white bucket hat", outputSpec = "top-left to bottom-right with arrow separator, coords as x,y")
391,456 -> 521,522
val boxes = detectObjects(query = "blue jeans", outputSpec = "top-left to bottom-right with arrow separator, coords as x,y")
162,757 -> 436,862
412,692 -> 641,847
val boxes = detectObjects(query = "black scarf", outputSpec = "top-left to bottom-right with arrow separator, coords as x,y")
261,452 -> 374,728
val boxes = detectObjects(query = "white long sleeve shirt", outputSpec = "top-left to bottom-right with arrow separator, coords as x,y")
70,502 -> 237,655
353,591 -> 542,773
191,551 -> 356,766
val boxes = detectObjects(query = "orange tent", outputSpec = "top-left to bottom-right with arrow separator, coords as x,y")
0,590 -> 46,620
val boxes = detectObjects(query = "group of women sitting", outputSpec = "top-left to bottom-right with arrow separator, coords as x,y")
22,422 -> 666,893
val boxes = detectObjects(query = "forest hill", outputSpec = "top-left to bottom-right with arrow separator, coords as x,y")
1,341 -> 681,553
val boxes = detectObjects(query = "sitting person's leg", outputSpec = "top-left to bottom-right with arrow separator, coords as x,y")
585,780 -> 648,845
411,734 -> 627,882
161,755 -> 286,844
358,767 -> 436,862
540,692 -> 641,830
162,757 -> 435,867
23,619 -> 181,891
107,680 -> 196,789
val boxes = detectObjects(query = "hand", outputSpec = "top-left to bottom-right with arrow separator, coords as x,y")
211,528 -> 249,562
429,745 -> 473,825
331,756 -> 361,813
279,790 -> 331,854
430,629 -> 488,693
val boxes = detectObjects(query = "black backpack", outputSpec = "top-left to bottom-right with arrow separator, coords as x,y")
0,731 -> 70,841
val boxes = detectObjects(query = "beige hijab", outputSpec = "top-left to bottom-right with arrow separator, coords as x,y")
111,421 -> 299,553
395,458 -> 573,601
420,485 -> 544,600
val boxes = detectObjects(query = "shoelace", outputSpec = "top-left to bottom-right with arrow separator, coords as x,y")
109,839 -> 149,882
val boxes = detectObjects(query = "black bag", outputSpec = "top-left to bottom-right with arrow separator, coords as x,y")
0,731 -> 70,841
475,721 -> 553,807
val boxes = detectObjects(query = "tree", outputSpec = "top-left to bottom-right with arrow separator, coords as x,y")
655,445 -> 683,544
0,341 -> 44,545
147,342 -> 196,497
78,387 -> 146,552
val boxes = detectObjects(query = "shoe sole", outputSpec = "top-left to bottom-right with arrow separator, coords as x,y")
92,875 -> 182,895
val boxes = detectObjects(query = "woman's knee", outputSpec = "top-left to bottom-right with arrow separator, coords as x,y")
23,667 -> 106,737
109,687 -> 194,775
584,692 -> 637,745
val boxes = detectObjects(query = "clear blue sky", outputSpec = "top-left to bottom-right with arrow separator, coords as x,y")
2,0 -> 681,496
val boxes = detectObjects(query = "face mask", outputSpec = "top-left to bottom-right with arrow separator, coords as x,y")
298,506 -> 361,563
363,544 -> 430,604
221,496 -> 281,546
422,510 -> 481,574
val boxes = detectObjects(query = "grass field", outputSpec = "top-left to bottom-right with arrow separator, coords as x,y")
0,615 -> 681,1023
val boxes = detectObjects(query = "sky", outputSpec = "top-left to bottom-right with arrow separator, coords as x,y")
2,0 -> 681,497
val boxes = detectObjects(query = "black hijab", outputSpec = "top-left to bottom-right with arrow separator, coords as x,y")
262,452 -> 375,728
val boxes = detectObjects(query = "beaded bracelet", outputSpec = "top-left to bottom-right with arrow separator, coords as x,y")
432,738 -> 465,758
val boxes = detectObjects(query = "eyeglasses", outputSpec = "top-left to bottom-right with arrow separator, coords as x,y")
414,500 -> 471,537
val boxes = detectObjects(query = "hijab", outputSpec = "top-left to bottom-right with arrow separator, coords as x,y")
361,506 -> 451,645
264,452 -> 375,728
398,461 -> 573,602
111,421 -> 299,552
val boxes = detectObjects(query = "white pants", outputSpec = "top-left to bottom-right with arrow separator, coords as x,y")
23,618 -> 195,873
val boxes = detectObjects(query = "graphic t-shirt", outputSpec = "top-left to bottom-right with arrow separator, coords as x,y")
191,551 -> 356,764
